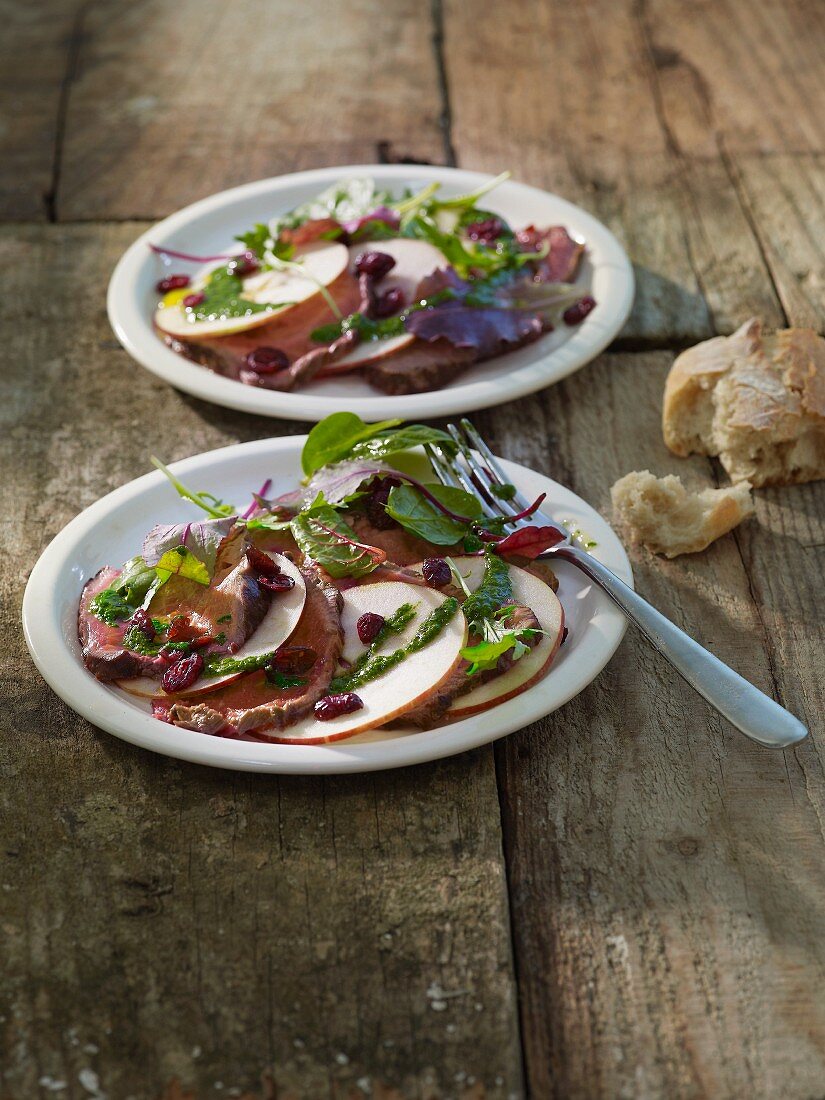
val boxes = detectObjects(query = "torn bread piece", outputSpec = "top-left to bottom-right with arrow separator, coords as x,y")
611,470 -> 754,558
663,318 -> 825,487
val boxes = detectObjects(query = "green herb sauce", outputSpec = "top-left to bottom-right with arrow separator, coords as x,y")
461,552 -> 513,634
335,601 -> 417,687
331,597 -> 458,693
202,651 -> 274,678
89,589 -> 133,626
188,267 -> 274,323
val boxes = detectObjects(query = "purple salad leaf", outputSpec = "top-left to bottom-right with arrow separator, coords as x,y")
302,461 -> 391,507
405,301 -> 543,356
142,516 -> 236,573
514,225 -> 584,283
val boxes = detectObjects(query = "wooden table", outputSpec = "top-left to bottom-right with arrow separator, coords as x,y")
2,2 -> 823,1097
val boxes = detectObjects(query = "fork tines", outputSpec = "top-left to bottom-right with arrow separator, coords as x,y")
425,420 -> 533,521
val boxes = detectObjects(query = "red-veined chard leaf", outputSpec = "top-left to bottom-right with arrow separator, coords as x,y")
142,517 -> 235,573
494,525 -> 565,559
385,483 -> 481,545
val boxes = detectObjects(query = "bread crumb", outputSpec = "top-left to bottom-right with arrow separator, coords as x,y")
611,470 -> 753,557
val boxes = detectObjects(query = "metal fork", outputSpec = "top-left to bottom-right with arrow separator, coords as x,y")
425,419 -> 807,749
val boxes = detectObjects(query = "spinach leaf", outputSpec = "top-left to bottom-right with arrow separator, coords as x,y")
301,413 -> 401,476
349,425 -> 457,462
116,556 -> 158,606
385,483 -> 481,545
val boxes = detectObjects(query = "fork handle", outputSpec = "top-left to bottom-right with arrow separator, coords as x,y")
544,544 -> 807,748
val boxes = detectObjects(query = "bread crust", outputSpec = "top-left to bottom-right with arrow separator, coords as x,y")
663,319 -> 825,486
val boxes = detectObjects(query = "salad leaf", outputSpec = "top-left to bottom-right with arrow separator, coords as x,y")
460,623 -> 535,676
154,546 -> 211,586
287,178 -> 395,228
116,556 -> 159,606
301,413 -> 401,476
290,504 -> 383,579
150,457 -> 236,520
494,525 -> 565,559
452,552 -> 540,676
349,425 -> 457,462
303,460 -> 387,507
342,205 -> 400,237
406,301 -> 542,355
142,517 -> 235,573
386,483 -> 481,545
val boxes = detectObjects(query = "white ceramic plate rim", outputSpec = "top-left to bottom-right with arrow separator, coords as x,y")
22,437 -> 632,774
107,165 -> 634,421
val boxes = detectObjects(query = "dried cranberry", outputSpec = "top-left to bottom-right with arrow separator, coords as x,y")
422,558 -> 451,587
228,251 -> 259,277
354,250 -> 396,279
244,347 -> 289,374
357,612 -> 385,645
183,291 -> 205,309
259,573 -> 296,593
466,217 -> 504,244
365,476 -> 401,530
161,652 -> 203,693
314,693 -> 364,721
130,608 -> 156,640
562,295 -> 596,326
246,546 -> 281,576
269,646 -> 318,675
372,287 -> 405,318
156,274 -> 190,294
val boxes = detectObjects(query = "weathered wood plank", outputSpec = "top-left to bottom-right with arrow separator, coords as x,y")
727,152 -> 825,330
477,355 -> 825,1099
55,0 -> 447,221
442,0 -> 824,343
0,223 -> 523,1099
0,0 -> 83,220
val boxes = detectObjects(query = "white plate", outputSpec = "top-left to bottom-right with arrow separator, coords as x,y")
107,165 -> 634,422
22,437 -> 632,774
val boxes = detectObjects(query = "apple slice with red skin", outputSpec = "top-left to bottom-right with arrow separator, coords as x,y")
441,556 -> 564,718
269,580 -> 467,744
117,554 -> 306,699
154,241 -> 349,340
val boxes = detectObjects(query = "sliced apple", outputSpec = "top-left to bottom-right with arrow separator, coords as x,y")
270,580 -> 467,744
116,554 -> 306,699
347,238 -> 446,302
183,554 -> 307,694
117,676 -> 162,699
328,332 -> 415,371
442,556 -> 564,718
154,241 -> 349,340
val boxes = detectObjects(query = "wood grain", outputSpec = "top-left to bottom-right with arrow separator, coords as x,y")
442,0 -> 825,342
0,0 -> 84,220
54,0 -> 448,221
473,356 -> 825,1099
0,224 -> 523,1099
